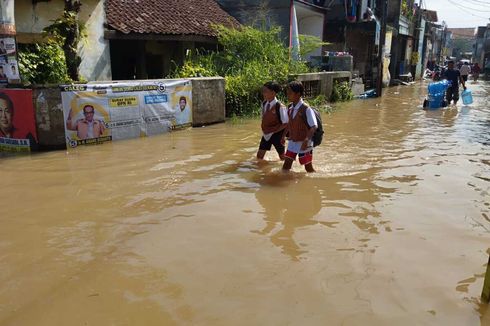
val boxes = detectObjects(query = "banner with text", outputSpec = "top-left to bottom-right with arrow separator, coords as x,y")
0,89 -> 38,152
61,80 -> 192,148
0,36 -> 20,84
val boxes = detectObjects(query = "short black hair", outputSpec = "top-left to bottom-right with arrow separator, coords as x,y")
263,81 -> 281,94
0,92 -> 14,114
179,96 -> 187,103
448,60 -> 454,64
287,81 -> 304,96
83,105 -> 95,113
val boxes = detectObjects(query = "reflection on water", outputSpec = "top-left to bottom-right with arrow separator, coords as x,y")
0,82 -> 489,325
253,173 -> 322,260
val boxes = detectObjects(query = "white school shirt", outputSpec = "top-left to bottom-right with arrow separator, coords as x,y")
459,65 -> 471,76
262,97 -> 289,141
287,99 -> 318,154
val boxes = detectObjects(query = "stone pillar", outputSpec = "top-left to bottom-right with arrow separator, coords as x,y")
190,77 -> 226,126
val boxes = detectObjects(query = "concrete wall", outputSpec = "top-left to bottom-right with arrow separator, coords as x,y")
293,71 -> 352,100
32,86 -> 66,150
31,77 -> 226,150
190,78 -> 226,126
15,0 -> 112,81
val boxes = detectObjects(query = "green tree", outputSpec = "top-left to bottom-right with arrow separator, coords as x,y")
44,0 -> 84,81
173,25 -> 322,116
18,42 -> 70,84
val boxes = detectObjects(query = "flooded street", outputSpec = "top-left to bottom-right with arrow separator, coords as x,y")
1,82 -> 489,325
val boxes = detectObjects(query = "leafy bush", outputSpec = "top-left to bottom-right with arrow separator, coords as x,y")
18,4 -> 86,84
330,81 -> 353,102
18,42 -> 71,84
305,94 -> 335,114
173,25 -> 322,116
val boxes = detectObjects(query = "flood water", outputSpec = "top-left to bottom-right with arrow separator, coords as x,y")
1,82 -> 489,325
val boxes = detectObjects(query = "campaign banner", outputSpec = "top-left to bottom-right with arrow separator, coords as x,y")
61,80 -> 192,148
0,89 -> 38,152
0,36 -> 19,84
0,0 -> 15,35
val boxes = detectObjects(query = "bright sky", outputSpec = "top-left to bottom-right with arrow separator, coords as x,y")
422,0 -> 490,28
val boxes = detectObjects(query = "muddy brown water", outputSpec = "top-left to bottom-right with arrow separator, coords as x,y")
1,82 -> 489,325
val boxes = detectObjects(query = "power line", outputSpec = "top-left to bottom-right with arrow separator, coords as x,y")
466,0 -> 490,6
445,0 -> 490,19
447,0 -> 490,13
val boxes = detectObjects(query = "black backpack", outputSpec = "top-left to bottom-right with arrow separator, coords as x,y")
302,106 -> 324,147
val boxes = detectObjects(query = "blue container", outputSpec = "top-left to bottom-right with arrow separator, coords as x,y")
429,96 -> 444,109
461,89 -> 473,105
428,80 -> 450,97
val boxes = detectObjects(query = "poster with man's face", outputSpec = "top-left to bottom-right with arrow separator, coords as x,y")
0,37 -> 21,84
0,89 -> 38,152
0,64 -> 7,83
0,37 -> 16,56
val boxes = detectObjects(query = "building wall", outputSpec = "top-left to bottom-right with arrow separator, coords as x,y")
295,2 -> 325,58
415,17 -> 426,78
217,0 -> 291,43
15,0 -> 112,81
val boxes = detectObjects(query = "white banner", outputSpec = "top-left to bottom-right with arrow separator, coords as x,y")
61,80 -> 192,148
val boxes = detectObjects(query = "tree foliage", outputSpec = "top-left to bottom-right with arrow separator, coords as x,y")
18,1 -> 86,84
173,25 -> 324,116
18,42 -> 70,85
43,0 -> 85,81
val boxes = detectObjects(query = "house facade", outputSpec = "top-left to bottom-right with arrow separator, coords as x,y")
16,0 -> 111,81
217,0 -> 329,58
14,0 -> 238,82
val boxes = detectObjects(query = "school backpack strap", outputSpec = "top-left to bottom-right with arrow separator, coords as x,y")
275,102 -> 283,123
300,104 -> 313,128
301,104 -> 324,147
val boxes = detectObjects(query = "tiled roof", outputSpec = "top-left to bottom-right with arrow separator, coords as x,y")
447,28 -> 476,39
106,0 -> 239,36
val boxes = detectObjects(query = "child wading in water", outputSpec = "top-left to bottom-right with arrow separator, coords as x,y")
257,82 -> 289,161
282,81 -> 318,173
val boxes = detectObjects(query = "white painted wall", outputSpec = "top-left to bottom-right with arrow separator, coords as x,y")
295,3 -> 324,59
78,0 -> 112,81
15,0 -> 111,81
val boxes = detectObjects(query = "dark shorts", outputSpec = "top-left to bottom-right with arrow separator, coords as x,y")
259,131 -> 285,154
462,75 -> 468,82
446,86 -> 459,103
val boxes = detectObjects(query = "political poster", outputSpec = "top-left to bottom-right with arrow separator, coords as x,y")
60,80 -> 192,149
0,0 -> 15,35
0,37 -> 20,84
0,89 -> 39,152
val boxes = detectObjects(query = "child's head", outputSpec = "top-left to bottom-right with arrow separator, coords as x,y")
262,81 -> 281,102
287,81 -> 304,103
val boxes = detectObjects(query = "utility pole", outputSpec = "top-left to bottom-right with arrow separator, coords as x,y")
376,0 -> 388,97
483,254 -> 490,303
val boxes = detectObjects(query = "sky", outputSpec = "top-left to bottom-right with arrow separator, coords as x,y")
422,0 -> 490,28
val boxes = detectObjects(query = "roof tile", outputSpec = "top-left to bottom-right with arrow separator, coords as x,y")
106,0 -> 239,37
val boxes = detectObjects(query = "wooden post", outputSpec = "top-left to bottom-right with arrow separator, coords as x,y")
482,254 -> 490,303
